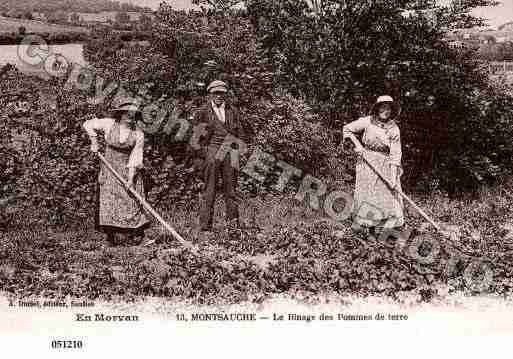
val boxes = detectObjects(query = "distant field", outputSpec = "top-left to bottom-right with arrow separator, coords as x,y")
0,16 -> 89,34
76,11 -> 149,23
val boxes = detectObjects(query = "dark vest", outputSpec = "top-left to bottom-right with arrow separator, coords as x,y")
208,107 -> 230,147
192,102 -> 245,162
202,103 -> 241,147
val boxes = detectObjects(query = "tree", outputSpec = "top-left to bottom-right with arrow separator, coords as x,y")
0,0 -> 149,14
246,0 -> 512,195
83,0 -> 513,196
191,0 -> 243,12
83,6 -> 334,200
440,0 -> 501,29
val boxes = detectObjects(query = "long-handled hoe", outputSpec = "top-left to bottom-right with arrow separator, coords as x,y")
346,136 -> 455,237
97,153 -> 276,270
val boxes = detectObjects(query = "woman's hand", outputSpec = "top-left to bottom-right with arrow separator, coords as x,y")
344,134 -> 365,156
127,167 -> 136,189
90,140 -> 99,153
389,165 -> 399,189
354,145 -> 365,156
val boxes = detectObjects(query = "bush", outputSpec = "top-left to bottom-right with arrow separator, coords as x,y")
84,7 -> 339,197
250,92 -> 334,176
246,0 -> 513,196
5,2 -> 513,228
0,143 -> 22,199
0,69 -> 202,225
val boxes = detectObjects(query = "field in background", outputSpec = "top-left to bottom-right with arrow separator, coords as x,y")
76,11 -> 148,23
0,16 -> 89,34
0,43 -> 88,78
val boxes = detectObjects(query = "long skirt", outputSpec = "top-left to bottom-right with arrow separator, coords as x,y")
351,150 -> 404,228
94,146 -> 150,240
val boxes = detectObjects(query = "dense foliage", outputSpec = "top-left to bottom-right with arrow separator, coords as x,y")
245,0 -> 513,194
81,1 -> 513,196
3,0 -> 513,229
1,69 -> 97,225
84,6 -> 338,197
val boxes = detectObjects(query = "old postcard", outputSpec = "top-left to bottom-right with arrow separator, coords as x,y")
1,0 -> 513,357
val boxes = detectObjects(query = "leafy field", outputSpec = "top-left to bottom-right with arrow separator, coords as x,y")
0,16 -> 89,33
2,193 -> 513,305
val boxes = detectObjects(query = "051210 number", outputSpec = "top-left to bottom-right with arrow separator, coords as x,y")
51,340 -> 83,349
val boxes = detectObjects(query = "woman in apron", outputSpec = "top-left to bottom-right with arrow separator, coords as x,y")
343,95 -> 404,234
83,103 -> 150,245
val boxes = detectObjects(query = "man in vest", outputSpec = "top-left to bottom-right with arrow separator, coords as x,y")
193,80 -> 247,233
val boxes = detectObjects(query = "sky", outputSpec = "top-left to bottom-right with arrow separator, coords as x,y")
129,0 -> 513,28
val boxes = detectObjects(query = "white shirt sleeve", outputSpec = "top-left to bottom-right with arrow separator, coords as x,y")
82,118 -> 115,139
219,104 -> 225,123
211,101 -> 226,123
388,126 -> 402,166
127,129 -> 145,169
342,116 -> 370,139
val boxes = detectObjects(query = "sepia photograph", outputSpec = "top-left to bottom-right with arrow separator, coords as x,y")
1,0 -> 513,357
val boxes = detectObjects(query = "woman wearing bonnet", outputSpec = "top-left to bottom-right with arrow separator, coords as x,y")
343,95 -> 404,234
83,102 -> 150,246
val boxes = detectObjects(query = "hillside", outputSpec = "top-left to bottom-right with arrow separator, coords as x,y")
0,0 -> 150,13
76,11 -> 151,23
123,0 -> 196,10
0,15 -> 89,34
448,27 -> 513,43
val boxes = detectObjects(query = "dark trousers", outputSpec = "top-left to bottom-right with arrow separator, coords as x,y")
199,148 -> 240,230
